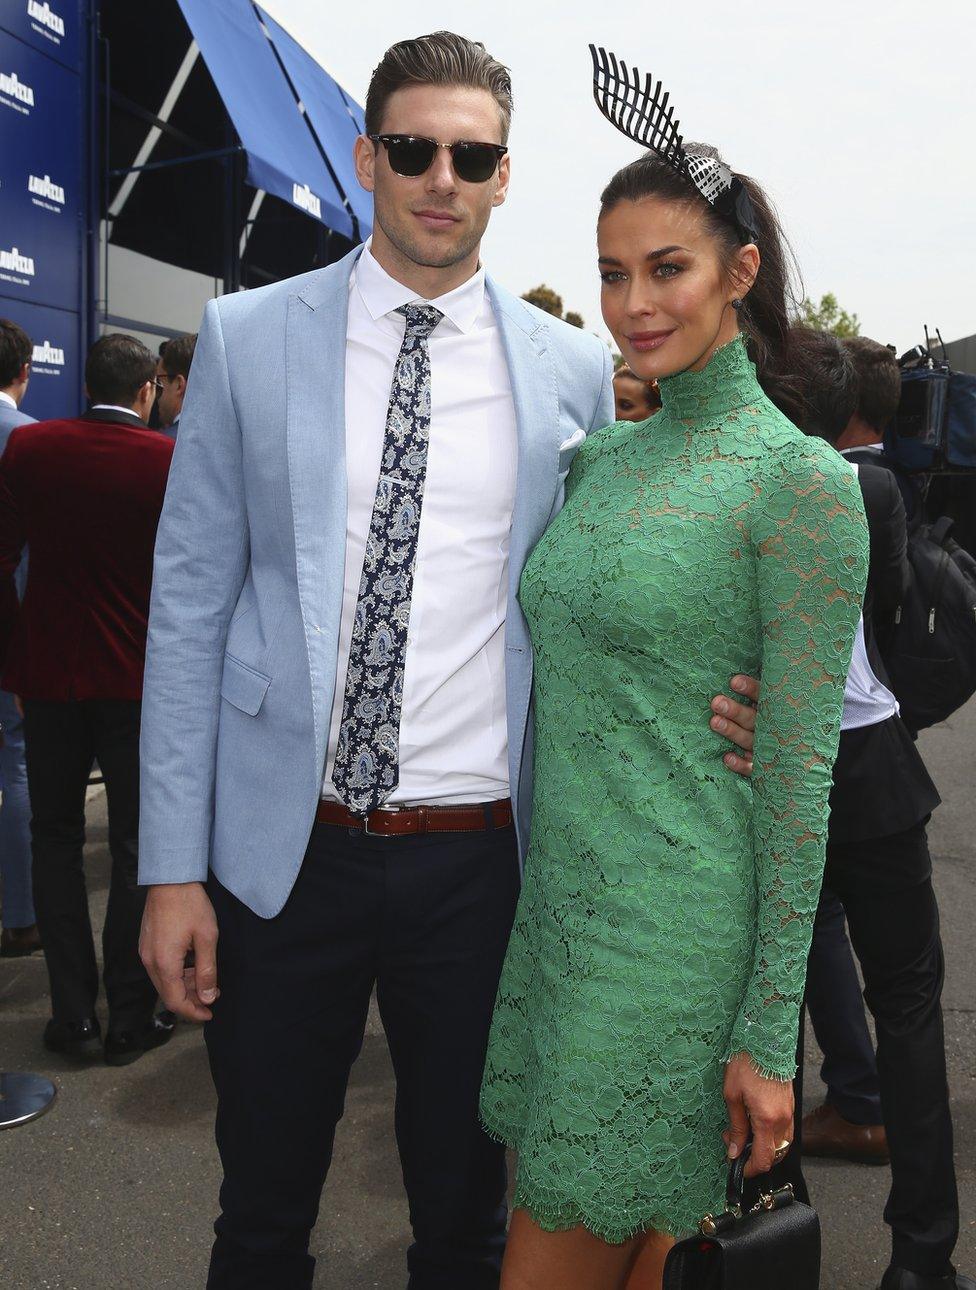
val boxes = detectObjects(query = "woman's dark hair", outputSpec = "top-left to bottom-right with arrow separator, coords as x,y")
599,145 -> 802,412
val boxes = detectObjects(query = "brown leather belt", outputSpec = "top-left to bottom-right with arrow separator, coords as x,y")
316,798 -> 513,837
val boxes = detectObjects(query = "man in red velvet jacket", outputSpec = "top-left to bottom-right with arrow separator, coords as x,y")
0,334 -> 176,1066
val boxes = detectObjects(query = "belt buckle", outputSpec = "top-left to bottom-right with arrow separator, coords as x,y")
363,804 -> 402,837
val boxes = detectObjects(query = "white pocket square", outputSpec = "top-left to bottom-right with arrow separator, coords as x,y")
558,428 -> 586,453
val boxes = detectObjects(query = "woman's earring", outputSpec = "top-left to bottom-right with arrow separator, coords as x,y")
731,298 -> 743,312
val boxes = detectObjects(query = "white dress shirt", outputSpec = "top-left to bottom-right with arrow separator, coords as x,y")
841,460 -> 900,731
322,241 -> 518,805
0,391 -> 17,411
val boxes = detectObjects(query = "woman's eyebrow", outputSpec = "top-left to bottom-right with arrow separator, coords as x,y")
597,245 -> 689,266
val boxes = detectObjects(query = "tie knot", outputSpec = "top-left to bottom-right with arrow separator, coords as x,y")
398,303 -> 443,339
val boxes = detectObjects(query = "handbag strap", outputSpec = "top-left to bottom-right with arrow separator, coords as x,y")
726,1139 -> 753,1211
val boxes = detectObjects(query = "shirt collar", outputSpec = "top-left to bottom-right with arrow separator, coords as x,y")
0,391 -> 17,410
90,404 -> 142,418
354,237 -> 486,335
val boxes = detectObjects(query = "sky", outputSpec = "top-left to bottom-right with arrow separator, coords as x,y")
261,0 -> 975,354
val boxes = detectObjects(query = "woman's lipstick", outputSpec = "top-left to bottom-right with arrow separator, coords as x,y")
627,329 -> 674,353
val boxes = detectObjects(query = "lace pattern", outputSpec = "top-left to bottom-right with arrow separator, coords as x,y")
480,334 -> 867,1241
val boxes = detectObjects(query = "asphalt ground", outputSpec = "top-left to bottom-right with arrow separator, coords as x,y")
1,702 -> 973,1289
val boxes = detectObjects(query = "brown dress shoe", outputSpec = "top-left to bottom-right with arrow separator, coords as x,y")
802,1101 -> 890,1164
0,924 -> 43,957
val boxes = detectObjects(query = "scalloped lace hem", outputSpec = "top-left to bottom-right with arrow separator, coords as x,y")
480,1112 -> 699,1245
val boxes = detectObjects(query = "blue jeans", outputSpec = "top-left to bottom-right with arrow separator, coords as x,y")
0,688 -> 34,928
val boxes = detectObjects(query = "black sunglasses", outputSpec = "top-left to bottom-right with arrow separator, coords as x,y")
368,134 -> 508,184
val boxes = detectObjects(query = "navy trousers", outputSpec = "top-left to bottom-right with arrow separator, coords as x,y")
23,698 -> 155,1030
205,820 -> 520,1290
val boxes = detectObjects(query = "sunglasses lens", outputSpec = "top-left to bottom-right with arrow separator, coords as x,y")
385,137 -> 436,177
451,143 -> 500,183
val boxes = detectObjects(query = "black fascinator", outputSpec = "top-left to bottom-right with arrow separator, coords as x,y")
589,45 -> 761,246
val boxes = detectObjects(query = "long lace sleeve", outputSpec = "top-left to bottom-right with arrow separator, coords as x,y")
726,445 -> 868,1079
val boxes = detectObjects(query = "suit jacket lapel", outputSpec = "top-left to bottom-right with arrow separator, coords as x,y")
285,247 -> 360,768
487,279 -> 561,622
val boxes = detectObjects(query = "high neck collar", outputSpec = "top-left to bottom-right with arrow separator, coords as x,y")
658,333 -> 764,421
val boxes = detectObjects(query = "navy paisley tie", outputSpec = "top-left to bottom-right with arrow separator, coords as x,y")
331,303 -> 444,816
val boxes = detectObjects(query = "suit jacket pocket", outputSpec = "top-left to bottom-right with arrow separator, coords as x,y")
220,653 -> 272,716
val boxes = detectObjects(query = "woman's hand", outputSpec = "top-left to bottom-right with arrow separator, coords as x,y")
722,1052 -> 794,1178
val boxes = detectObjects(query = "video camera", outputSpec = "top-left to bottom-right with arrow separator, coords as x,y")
885,327 -> 976,473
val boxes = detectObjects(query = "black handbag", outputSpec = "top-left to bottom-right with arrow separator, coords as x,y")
662,1144 -> 821,1289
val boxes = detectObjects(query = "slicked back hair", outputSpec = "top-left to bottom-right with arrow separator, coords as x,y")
365,31 -> 513,143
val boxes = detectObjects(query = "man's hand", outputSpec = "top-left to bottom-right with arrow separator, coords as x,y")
140,882 -> 219,1022
722,1052 -> 794,1178
709,674 -> 760,776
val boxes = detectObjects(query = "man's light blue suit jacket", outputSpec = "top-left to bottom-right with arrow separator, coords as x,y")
0,401 -> 35,600
0,401 -> 35,448
138,246 -> 615,917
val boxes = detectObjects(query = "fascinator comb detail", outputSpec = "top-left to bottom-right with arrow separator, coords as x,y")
589,46 -> 686,169
589,44 -> 761,244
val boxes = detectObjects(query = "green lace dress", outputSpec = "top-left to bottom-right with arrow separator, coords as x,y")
480,334 -> 868,1241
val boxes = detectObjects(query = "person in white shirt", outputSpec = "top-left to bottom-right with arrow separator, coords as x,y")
137,33 -> 759,1290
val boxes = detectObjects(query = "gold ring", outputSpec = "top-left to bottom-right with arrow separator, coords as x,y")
773,1140 -> 791,1161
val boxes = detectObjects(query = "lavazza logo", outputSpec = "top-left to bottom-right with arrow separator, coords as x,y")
32,340 -> 65,371
29,173 -> 66,211
293,182 -> 322,220
0,70 -> 35,114
27,1 -> 65,41
0,246 -> 36,283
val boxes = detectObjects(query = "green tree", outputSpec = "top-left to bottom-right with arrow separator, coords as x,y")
522,284 -> 584,329
798,292 -> 861,338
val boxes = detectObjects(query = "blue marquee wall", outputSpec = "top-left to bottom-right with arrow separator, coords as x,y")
0,0 -> 91,420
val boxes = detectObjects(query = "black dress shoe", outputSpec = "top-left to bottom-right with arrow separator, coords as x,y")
43,1016 -> 102,1060
104,1011 -> 176,1067
1,924 -> 42,957
879,1266 -> 976,1289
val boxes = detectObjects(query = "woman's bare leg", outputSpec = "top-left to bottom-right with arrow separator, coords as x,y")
623,1230 -> 676,1290
499,1208 -> 644,1290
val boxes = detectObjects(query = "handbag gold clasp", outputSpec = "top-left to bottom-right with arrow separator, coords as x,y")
699,1206 -> 741,1236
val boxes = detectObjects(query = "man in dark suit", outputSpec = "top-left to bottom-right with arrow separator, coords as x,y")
791,329 -> 964,1290
0,334 -> 176,1066
154,332 -> 197,440
0,318 -> 38,958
